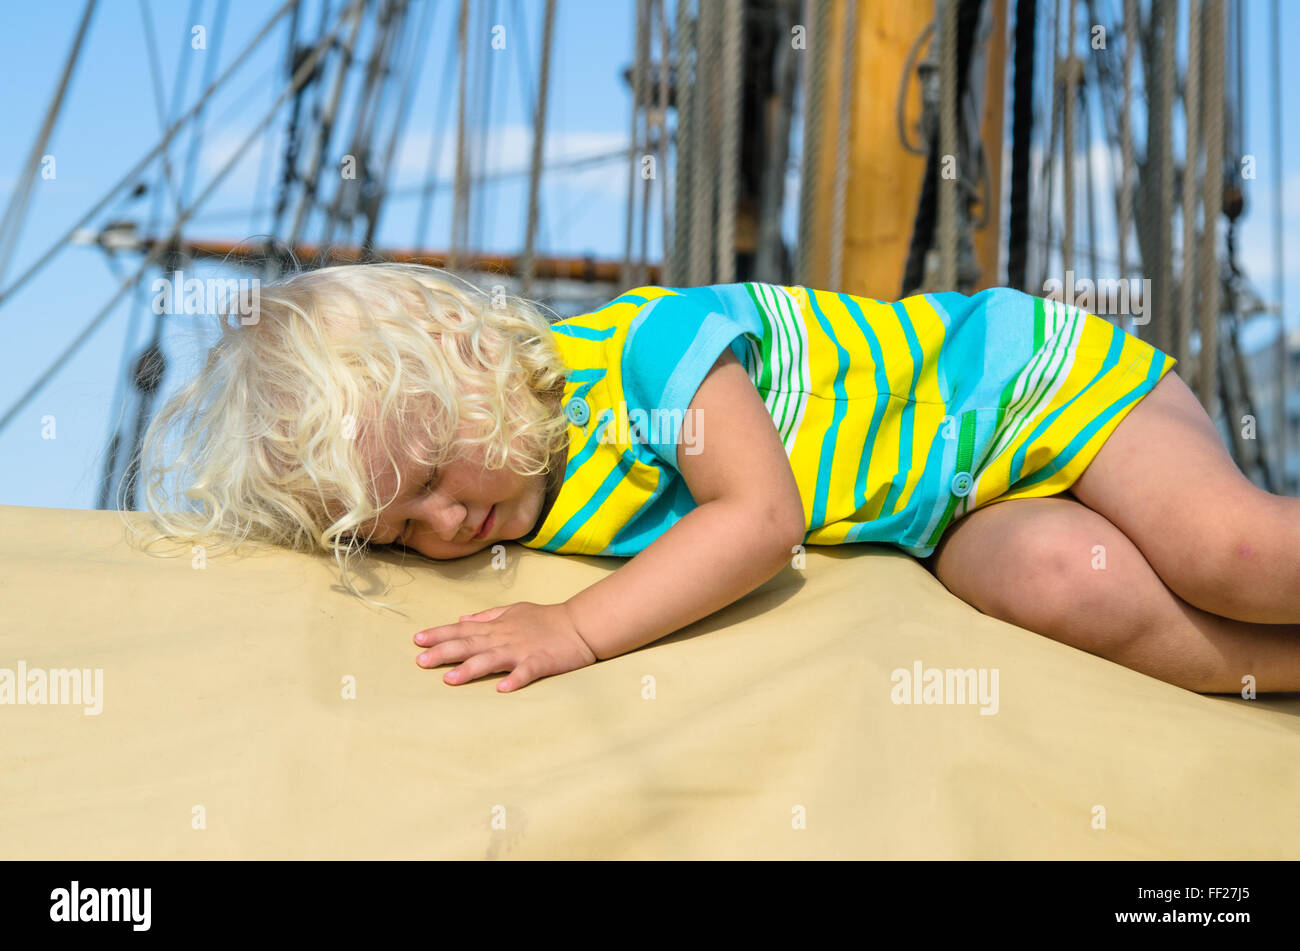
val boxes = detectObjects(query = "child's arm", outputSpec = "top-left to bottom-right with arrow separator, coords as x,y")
414,348 -> 807,689
564,348 -> 807,659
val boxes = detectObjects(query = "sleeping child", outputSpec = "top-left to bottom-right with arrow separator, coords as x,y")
133,262 -> 1300,694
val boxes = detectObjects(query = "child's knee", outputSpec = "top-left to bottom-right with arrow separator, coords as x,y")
983,513 -> 1159,650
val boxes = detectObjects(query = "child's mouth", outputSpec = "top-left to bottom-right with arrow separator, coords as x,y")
473,505 -> 495,540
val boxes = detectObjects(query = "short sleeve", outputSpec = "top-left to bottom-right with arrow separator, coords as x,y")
618,292 -> 753,472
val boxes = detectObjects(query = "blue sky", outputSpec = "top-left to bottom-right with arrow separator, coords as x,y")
1,0 -> 1297,512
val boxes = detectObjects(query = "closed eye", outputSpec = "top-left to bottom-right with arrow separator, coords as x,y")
394,468 -> 440,546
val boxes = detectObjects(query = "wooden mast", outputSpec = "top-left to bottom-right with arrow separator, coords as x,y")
805,0 -> 1006,297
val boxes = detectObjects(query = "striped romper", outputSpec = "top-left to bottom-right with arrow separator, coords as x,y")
517,283 -> 1177,558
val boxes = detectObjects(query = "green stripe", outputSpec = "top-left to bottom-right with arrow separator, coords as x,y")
765,284 -> 807,444
743,283 -> 775,394
925,409 -> 978,548
967,299 -> 1080,488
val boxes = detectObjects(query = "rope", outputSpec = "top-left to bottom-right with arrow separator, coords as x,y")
670,0 -> 694,286
901,0 -> 980,296
796,0 -> 829,287
638,0 -> 657,285
827,0 -> 856,291
895,21 -> 936,156
1200,0 -> 1225,409
1042,0 -> 1061,282
689,0 -> 718,285
1178,0 -> 1201,371
413,23 -> 462,247
937,0 -> 958,290
657,0 -> 672,280
716,0 -> 743,285
0,0 -> 362,437
287,0 -> 365,248
136,0 -> 184,222
623,0 -> 649,287
1118,0 -> 1135,297
450,0 -> 471,270
0,0 -> 297,309
1271,0 -> 1286,488
1007,0 -> 1036,290
756,0 -> 801,281
1154,0 -> 1176,353
521,0 -> 557,296
0,0 -> 96,284
1080,57 -> 1099,285
364,0 -> 434,251
1061,0 -> 1077,272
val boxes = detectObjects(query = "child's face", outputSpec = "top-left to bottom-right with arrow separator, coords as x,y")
354,431 -> 552,560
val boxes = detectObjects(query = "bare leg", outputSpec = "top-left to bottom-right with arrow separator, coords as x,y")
924,494 -> 1300,693
1069,370 -> 1300,625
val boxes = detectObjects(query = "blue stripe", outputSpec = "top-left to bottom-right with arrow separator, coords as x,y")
804,291 -> 849,530
1007,325 -> 1126,485
838,294 -> 892,513
553,323 -> 617,340
567,367 -> 606,402
549,434 -> 639,551
1014,346 -> 1162,492
604,292 -> 654,309
878,300 -> 925,517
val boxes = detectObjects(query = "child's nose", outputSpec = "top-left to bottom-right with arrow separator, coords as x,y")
416,495 -> 467,542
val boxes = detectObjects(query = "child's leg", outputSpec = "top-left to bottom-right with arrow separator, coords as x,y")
923,494 -> 1300,693
1069,370 -> 1300,625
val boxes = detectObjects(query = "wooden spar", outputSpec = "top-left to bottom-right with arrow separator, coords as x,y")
140,237 -> 659,285
807,0 -> 1005,296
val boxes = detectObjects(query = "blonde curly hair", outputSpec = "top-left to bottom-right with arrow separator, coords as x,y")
123,262 -> 572,606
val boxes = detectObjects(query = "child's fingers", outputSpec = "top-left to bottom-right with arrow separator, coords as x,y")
415,634 -> 480,668
443,646 -> 514,685
457,604 -> 511,623
414,609 -> 505,645
497,659 -> 540,692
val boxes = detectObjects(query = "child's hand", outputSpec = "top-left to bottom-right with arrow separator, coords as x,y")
413,601 -> 598,692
